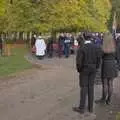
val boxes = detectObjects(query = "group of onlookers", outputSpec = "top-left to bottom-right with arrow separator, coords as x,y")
32,33 -> 77,59
31,32 -> 104,60
58,33 -> 76,58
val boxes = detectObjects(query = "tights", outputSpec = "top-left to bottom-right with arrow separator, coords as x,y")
102,78 -> 113,101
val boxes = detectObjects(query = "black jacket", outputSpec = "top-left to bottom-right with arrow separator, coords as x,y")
101,52 -> 118,79
76,42 -> 102,73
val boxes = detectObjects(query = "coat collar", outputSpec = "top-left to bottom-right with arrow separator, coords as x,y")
84,40 -> 91,44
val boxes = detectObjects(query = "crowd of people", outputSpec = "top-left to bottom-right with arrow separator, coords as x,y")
32,33 -> 75,59
31,32 -> 104,59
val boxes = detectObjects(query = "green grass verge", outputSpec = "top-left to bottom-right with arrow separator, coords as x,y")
116,113 -> 120,120
0,47 -> 32,77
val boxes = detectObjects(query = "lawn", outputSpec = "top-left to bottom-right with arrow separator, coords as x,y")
116,113 -> 120,120
0,45 -> 32,77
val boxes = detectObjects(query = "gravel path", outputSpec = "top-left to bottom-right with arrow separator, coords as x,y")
0,54 -> 119,120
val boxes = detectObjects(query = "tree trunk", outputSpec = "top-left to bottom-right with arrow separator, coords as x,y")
51,31 -> 57,42
14,32 -> 17,42
19,32 -> 23,41
112,12 -> 116,30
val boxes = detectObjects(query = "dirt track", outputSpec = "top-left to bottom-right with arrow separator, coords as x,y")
0,56 -> 119,120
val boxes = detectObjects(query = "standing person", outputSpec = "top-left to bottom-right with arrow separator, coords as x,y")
31,34 -> 36,48
73,38 -> 79,54
73,34 -> 101,114
58,33 -> 64,58
70,34 -> 75,46
70,34 -> 75,54
31,34 -> 37,54
64,33 -> 71,58
96,33 -> 118,105
77,35 -> 84,47
94,33 -> 103,47
47,37 -> 54,58
35,36 -> 46,60
0,36 -> 3,56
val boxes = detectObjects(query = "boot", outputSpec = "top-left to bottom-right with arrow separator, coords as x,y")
106,97 -> 111,105
72,107 -> 84,114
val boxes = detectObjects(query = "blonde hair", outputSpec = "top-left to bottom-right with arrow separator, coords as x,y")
102,33 -> 116,53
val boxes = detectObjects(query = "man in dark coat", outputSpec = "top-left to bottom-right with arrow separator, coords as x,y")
73,35 -> 101,114
77,35 -> 84,47
31,34 -> 36,48
58,33 -> 64,58
47,38 -> 54,58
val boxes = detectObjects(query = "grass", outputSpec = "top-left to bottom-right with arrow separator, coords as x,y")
0,46 -> 32,77
116,113 -> 120,120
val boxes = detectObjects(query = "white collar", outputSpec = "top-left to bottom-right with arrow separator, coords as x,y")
84,40 -> 91,44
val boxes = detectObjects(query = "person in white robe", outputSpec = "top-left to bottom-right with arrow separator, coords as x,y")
35,36 -> 46,59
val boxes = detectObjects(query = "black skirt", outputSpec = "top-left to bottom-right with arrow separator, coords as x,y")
101,60 -> 118,79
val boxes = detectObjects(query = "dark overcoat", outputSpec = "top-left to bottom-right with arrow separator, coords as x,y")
76,42 -> 102,86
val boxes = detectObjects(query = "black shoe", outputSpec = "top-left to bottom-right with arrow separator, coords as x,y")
72,107 -> 84,114
95,98 -> 106,104
106,99 -> 111,105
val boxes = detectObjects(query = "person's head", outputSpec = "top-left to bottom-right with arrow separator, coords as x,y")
77,36 -> 84,46
95,33 -> 99,37
38,36 -> 42,40
83,32 -> 90,40
102,32 -> 116,53
33,34 -> 37,38
66,33 -> 70,37
92,33 -> 96,37
85,33 -> 91,40
60,33 -> 64,37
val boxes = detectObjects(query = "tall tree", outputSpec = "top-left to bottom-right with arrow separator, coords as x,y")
110,0 -> 120,30
0,0 -> 112,33
0,0 -> 6,16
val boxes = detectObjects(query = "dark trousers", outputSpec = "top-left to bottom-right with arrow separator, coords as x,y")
48,50 -> 53,58
64,46 -> 70,58
79,70 -> 96,112
58,45 -> 63,58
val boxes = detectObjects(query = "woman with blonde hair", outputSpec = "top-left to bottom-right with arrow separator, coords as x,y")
96,32 -> 118,105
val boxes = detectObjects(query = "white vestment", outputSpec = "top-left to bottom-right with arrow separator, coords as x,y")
35,38 -> 46,56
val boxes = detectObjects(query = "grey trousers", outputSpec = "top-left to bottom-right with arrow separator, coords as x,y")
79,69 -> 96,112
79,85 -> 94,112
